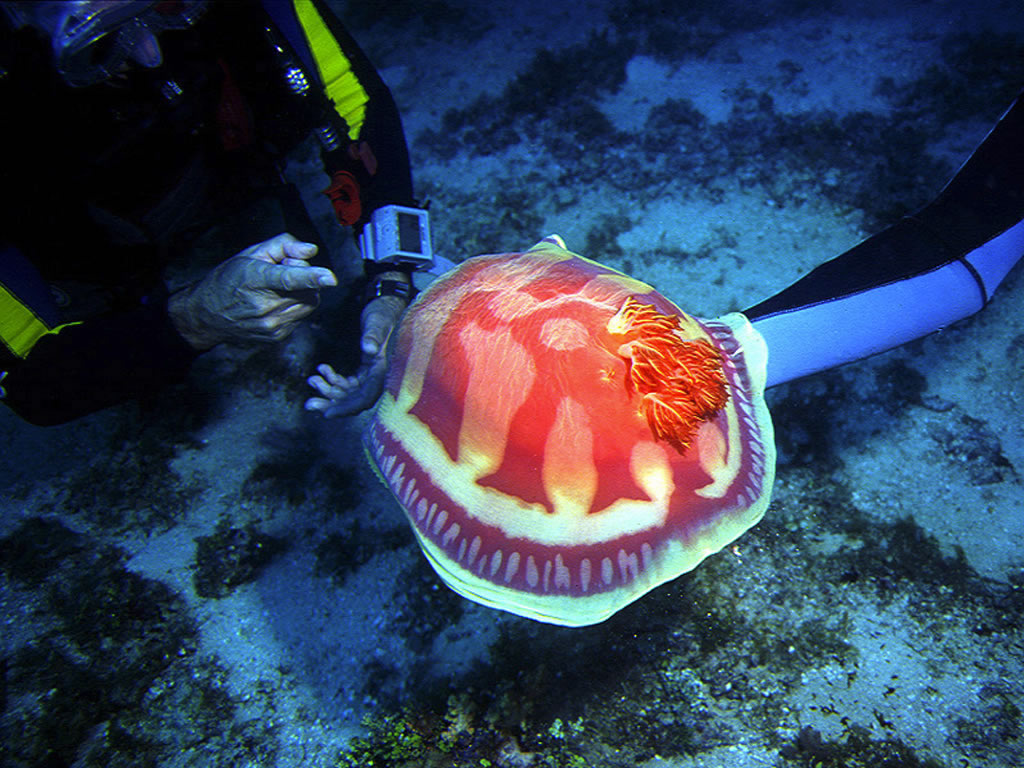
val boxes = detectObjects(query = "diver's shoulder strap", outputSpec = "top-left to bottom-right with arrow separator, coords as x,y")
259,0 -> 416,226
260,0 -> 368,141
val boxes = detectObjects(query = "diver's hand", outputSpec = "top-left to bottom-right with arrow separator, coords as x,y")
169,233 -> 337,351
304,289 -> 407,417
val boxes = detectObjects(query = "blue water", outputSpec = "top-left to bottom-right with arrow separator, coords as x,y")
2,0 -> 1023,766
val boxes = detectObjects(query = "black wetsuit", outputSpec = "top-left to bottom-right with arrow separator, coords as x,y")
0,0 -> 413,425
745,91 -> 1024,387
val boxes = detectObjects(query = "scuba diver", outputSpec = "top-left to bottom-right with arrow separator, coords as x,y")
306,88 -> 1024,414
0,0 -> 431,425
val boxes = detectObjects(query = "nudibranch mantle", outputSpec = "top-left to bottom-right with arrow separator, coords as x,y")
364,236 -> 775,626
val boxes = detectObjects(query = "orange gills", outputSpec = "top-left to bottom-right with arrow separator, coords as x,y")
363,236 -> 775,626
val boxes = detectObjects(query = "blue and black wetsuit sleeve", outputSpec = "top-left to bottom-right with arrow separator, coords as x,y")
317,11 -> 416,222
0,247 -> 198,426
745,90 -> 1024,388
262,0 -> 417,280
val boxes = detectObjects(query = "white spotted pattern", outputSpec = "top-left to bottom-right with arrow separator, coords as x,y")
618,549 -> 639,582
443,522 -> 460,547
432,508 -> 448,536
641,543 -> 654,572
505,551 -> 520,583
526,555 -> 539,588
490,549 -> 503,577
555,554 -> 571,590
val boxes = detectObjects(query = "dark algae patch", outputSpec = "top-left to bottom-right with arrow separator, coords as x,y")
192,521 -> 288,598
0,518 -> 197,767
781,724 -> 948,768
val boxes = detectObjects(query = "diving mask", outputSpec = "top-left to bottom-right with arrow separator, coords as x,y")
16,0 -> 208,87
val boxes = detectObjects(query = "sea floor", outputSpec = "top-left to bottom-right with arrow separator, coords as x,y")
2,0 -> 1024,766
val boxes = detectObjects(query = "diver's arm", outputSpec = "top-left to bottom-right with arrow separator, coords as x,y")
745,90 -> 1024,388
267,0 -> 432,416
2,307 -> 199,427
0,247 -> 198,426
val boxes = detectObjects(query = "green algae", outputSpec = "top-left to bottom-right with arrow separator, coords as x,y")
338,713 -> 429,767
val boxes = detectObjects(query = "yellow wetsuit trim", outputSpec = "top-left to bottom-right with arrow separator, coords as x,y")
293,0 -> 368,141
0,281 -> 79,359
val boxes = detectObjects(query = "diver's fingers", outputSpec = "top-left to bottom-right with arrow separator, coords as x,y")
305,396 -> 326,412
307,372 -> 359,399
314,363 -> 351,387
304,386 -> 375,417
304,396 -> 334,413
